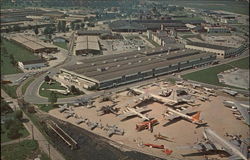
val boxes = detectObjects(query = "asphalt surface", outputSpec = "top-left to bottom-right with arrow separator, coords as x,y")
24,48 -> 249,104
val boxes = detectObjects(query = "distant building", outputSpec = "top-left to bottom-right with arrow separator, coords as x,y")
11,35 -> 58,53
147,30 -> 177,46
185,42 -> 245,58
204,26 -> 230,33
74,36 -> 101,55
18,59 -> 47,70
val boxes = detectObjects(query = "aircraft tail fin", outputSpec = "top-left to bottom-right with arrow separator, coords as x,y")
191,111 -> 201,122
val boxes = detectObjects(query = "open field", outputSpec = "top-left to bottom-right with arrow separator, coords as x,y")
169,0 -> 249,15
1,38 -> 39,75
53,42 -> 68,50
36,104 -> 56,112
182,57 -> 249,89
1,139 -> 50,160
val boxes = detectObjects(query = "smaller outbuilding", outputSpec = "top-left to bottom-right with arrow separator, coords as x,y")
18,59 -> 47,70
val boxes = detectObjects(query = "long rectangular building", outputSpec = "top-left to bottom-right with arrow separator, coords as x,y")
60,47 -> 216,90
11,35 -> 58,53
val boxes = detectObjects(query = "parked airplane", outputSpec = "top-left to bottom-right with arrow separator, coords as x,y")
104,124 -> 124,137
222,89 -> 238,96
163,107 -> 207,127
97,104 -> 119,116
223,100 -> 250,125
203,87 -> 214,93
183,128 -> 249,160
118,107 -> 151,121
75,116 -> 87,125
131,88 -> 179,106
154,133 -> 174,142
58,104 -> 69,113
47,88 -> 70,95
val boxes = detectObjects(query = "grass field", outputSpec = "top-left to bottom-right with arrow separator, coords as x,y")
1,38 -> 39,75
53,42 -> 68,50
1,84 -> 18,98
182,57 -> 249,89
39,81 -> 77,98
1,139 -> 50,160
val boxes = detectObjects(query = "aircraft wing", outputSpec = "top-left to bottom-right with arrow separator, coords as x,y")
117,111 -> 137,119
234,102 -> 250,125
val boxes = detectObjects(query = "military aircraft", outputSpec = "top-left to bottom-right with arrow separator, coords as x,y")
74,97 -> 92,106
86,121 -> 98,130
182,128 -> 249,160
47,88 -> 70,95
131,88 -> 179,106
75,116 -> 87,125
154,133 -> 174,142
104,124 -> 124,137
222,89 -> 238,96
118,107 -> 151,121
163,107 -> 207,127
223,100 -> 250,125
58,104 -> 69,113
203,87 -> 214,93
97,104 -> 119,116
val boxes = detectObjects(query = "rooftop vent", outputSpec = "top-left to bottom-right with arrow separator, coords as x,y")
103,61 -> 107,64
117,64 -> 120,67
91,63 -> 95,66
158,54 -> 162,56
124,57 -> 128,60
128,62 -> 132,65
114,59 -> 117,61
148,58 -> 151,61
134,55 -> 137,58
138,60 -> 142,63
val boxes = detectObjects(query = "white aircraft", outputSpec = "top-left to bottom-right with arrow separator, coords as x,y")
118,107 -> 151,121
163,107 -> 207,127
47,88 -> 70,95
184,128 -> 249,160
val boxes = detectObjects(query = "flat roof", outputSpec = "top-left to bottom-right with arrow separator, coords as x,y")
62,48 -> 215,82
75,36 -> 100,51
186,42 -> 234,50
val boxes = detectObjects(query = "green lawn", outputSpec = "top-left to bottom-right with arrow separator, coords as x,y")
1,38 -> 39,75
182,57 -> 249,89
53,42 -> 68,50
21,78 -> 35,95
39,81 -> 78,98
1,139 -> 50,160
1,84 -> 18,98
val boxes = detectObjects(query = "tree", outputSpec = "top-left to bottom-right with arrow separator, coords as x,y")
75,24 -> 80,30
48,92 -> 58,105
44,75 -> 50,82
70,85 -> 80,95
15,110 -> 23,121
57,21 -> 62,32
9,54 -> 17,66
70,22 -> 75,30
34,27 -> 39,35
44,26 -> 55,35
5,119 -> 14,130
7,123 -> 21,139
61,21 -> 66,32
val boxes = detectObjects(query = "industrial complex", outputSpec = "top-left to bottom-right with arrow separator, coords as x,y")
1,1 -> 249,160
